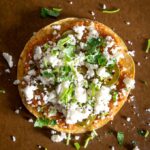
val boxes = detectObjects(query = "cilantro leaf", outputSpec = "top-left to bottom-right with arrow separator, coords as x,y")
86,54 -> 97,64
40,7 -> 62,18
85,37 -> 107,66
97,54 -> 107,66
117,132 -> 124,145
49,119 -> 57,126
74,142 -> 80,150
34,118 -> 57,128
86,52 -> 107,66
42,71 -> 55,78
85,37 -> 105,54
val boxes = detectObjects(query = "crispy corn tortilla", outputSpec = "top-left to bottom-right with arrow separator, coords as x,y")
17,18 -> 135,133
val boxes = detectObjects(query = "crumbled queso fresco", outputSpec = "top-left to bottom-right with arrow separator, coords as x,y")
20,22 -> 135,126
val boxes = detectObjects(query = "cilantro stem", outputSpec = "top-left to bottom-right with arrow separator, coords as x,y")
66,133 -> 71,145
145,39 -> 150,53
102,8 -> 120,14
84,136 -> 93,148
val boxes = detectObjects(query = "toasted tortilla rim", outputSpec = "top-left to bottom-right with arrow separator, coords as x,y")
17,17 -> 135,134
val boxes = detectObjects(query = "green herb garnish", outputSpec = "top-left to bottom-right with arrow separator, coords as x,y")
57,36 -> 72,50
137,129 -> 149,138
43,43 -> 50,51
86,52 -> 107,66
85,37 -> 107,66
42,71 -> 55,78
112,91 -> 118,102
102,8 -> 120,14
85,37 -> 106,54
34,118 -> 57,128
145,39 -> 150,53
59,84 -> 74,104
117,132 -> 124,145
40,7 -> 62,18
57,65 -> 72,82
74,142 -> 80,150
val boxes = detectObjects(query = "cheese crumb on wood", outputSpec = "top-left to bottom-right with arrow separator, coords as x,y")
2,52 -> 13,68
11,136 -> 16,142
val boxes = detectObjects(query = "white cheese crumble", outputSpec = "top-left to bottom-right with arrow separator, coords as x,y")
137,62 -> 141,66
127,40 -> 133,45
125,21 -> 131,26
47,90 -> 57,103
75,85 -> 87,103
2,52 -> 13,68
51,130 -> 57,134
23,85 -> 37,101
15,109 -> 20,114
102,4 -> 107,10
73,25 -> 85,40
5,68 -> 10,73
74,136 -> 80,140
52,25 -> 61,30
90,11 -> 95,16
87,22 -> 99,39
145,108 -> 150,112
126,117 -> 131,122
46,55 -> 62,67
128,50 -> 135,57
133,146 -> 140,150
80,42 -> 85,49
86,68 -> 95,79
94,86 -> 112,114
51,132 -> 66,143
123,77 -> 135,89
13,80 -> 20,85
66,104 -> 92,124
28,69 -> 36,76
28,118 -> 34,123
111,146 -> 115,150
69,1 -> 73,4
11,136 -> 16,142
33,46 -> 42,60
68,34 -> 76,45
96,67 -> 111,79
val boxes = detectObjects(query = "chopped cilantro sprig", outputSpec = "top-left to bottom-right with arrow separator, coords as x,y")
34,118 -> 57,128
40,7 -> 62,18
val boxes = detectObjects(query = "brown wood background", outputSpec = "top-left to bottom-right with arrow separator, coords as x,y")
0,0 -> 150,149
